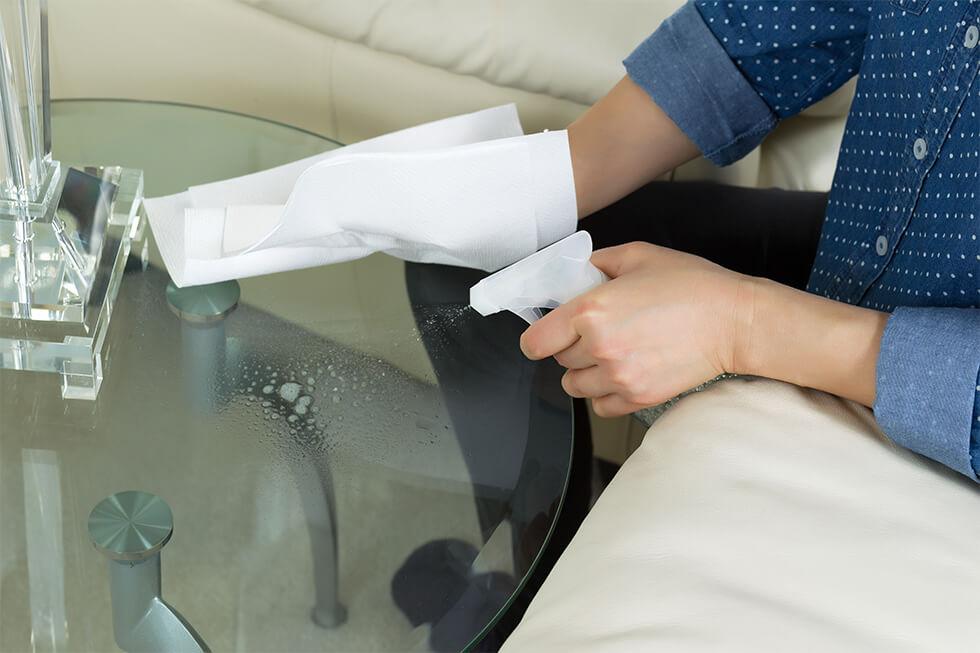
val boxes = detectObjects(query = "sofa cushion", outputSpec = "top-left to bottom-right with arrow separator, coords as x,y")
502,377 -> 980,651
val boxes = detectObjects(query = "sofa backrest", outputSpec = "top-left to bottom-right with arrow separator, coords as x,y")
240,0 -> 854,118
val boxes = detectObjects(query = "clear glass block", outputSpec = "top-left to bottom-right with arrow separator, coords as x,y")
0,0 -> 52,207
0,0 -> 144,399
0,165 -> 144,399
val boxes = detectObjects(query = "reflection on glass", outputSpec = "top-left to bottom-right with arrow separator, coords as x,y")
22,448 -> 67,651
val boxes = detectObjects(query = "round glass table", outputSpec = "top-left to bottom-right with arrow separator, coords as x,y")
0,100 -> 574,652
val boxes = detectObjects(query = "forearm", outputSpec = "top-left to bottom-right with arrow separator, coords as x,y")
734,277 -> 889,407
569,75 -> 700,219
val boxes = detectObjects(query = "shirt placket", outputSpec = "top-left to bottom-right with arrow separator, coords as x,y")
827,3 -> 980,304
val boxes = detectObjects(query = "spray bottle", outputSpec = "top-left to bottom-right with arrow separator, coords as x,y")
469,231 -> 608,324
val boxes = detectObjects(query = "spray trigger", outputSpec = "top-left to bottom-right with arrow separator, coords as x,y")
469,231 -> 608,324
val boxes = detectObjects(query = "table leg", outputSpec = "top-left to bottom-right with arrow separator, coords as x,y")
293,456 -> 347,628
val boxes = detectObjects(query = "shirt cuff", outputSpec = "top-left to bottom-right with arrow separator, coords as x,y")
874,307 -> 980,480
623,1 -> 777,166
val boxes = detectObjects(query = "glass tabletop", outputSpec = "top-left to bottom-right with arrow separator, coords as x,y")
0,100 -> 574,652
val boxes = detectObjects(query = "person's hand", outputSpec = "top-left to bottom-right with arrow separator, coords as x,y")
519,242 -> 751,417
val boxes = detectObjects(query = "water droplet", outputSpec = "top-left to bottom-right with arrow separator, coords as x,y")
332,395 -> 341,404
262,385 -> 274,394
278,382 -> 302,403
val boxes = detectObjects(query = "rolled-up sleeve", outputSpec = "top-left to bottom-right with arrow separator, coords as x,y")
874,308 -> 980,480
624,2 -> 776,166
624,1 -> 870,166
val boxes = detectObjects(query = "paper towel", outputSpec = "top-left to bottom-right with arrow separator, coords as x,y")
145,104 -> 577,287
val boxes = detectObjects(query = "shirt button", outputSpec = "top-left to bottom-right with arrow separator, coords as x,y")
913,137 -> 927,160
966,25 -> 979,49
875,235 -> 888,256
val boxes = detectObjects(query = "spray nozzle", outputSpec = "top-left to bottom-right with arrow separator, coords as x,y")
469,231 -> 608,324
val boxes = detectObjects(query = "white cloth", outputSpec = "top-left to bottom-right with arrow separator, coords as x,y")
503,377 -> 980,652
145,104 -> 577,287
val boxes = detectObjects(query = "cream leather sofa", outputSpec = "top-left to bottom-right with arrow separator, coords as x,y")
48,0 -> 854,466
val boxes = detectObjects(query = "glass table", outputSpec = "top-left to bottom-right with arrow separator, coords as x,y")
0,100 -> 574,652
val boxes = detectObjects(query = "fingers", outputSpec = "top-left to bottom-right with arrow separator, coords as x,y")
523,242 -> 661,360
564,367 -> 651,416
561,366 -> 615,399
553,338 -> 595,370
520,304 -> 579,360
591,394 -> 649,418
521,283 -> 611,361
590,241 -> 658,278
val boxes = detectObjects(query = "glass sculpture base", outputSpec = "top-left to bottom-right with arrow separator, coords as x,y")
0,164 -> 145,400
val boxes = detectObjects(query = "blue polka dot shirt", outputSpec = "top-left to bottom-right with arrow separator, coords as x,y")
625,0 -> 980,479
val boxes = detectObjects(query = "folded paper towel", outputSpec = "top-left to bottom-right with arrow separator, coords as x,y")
145,104 -> 578,287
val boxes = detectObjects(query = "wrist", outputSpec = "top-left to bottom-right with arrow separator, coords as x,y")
729,274 -> 767,377
728,275 -> 888,406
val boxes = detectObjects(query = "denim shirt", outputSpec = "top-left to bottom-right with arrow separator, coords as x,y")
624,0 -> 980,479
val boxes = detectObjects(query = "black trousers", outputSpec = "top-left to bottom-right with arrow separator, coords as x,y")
405,181 -> 828,651
583,181 -> 827,289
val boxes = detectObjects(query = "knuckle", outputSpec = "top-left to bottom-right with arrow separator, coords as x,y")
607,364 -> 634,388
587,339 -> 617,361
622,390 -> 645,406
573,298 -> 605,321
626,384 -> 657,406
622,241 -> 652,258
588,333 -> 623,362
